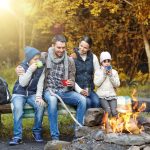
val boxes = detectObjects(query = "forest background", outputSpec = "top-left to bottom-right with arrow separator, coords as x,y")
0,0 -> 150,92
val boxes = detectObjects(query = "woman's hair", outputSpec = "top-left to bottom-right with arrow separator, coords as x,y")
80,35 -> 93,47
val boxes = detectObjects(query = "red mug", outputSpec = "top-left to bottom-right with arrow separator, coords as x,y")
61,80 -> 68,86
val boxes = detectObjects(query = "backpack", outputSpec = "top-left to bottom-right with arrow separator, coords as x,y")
0,77 -> 11,105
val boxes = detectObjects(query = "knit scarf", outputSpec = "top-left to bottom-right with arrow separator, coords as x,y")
46,47 -> 69,79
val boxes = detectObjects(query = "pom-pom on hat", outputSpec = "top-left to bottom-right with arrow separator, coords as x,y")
24,46 -> 40,63
100,51 -> 111,63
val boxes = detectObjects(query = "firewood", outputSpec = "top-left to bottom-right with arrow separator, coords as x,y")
125,118 -> 140,134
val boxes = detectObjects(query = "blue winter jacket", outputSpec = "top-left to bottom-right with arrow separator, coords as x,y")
13,62 -> 44,96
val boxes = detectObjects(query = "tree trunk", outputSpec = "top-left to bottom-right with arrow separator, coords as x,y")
18,19 -> 25,61
30,25 -> 36,46
30,0 -> 44,46
141,24 -> 150,78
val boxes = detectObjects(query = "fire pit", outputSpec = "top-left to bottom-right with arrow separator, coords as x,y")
63,90 -> 150,150
63,126 -> 150,150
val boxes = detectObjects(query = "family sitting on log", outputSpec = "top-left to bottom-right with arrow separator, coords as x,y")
9,34 -> 120,146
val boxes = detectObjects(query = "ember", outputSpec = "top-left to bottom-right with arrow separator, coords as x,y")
102,89 -> 146,134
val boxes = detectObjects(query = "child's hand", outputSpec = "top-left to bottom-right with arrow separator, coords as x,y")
106,70 -> 112,76
16,65 -> 25,76
104,66 -> 112,76
29,63 -> 38,72
36,96 -> 46,106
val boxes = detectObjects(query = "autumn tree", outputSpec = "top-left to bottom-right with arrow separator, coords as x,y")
23,0 -> 150,83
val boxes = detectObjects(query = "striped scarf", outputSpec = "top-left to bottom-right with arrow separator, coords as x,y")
45,47 -> 69,93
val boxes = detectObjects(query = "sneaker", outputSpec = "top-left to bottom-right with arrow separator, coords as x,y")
32,133 -> 43,142
9,138 -> 22,146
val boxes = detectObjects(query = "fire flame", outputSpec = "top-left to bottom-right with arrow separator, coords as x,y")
102,89 -> 146,134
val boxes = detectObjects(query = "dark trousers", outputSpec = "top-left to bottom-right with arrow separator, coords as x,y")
101,98 -> 117,117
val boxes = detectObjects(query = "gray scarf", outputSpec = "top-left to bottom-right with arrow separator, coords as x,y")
46,47 -> 69,79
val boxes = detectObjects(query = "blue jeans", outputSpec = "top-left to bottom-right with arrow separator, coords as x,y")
44,90 -> 86,140
86,91 -> 101,109
44,91 -> 59,140
11,94 -> 45,139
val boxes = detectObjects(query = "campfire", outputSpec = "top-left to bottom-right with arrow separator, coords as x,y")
102,89 -> 146,134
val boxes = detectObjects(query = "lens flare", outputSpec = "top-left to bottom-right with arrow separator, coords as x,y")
0,0 -> 10,10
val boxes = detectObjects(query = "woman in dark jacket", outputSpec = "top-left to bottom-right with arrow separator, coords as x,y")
71,36 -> 101,109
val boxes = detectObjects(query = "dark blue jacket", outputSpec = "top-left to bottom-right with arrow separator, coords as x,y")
13,62 -> 44,96
74,48 -> 94,90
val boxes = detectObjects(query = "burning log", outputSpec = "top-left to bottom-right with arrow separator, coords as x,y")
138,103 -> 146,112
125,118 -> 140,134
101,112 -> 112,133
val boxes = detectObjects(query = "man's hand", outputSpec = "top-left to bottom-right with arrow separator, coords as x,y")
67,79 -> 74,87
36,96 -> 46,106
16,65 -> 25,76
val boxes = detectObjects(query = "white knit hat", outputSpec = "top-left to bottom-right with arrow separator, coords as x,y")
100,51 -> 111,63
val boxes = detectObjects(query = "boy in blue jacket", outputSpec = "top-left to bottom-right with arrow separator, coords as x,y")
9,46 -> 45,145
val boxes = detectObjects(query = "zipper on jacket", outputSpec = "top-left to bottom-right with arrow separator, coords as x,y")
16,84 -> 20,91
26,79 -> 33,96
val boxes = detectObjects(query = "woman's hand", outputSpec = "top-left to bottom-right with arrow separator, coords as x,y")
80,89 -> 88,96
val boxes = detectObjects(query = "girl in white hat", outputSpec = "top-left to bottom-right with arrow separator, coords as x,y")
94,51 -> 120,117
